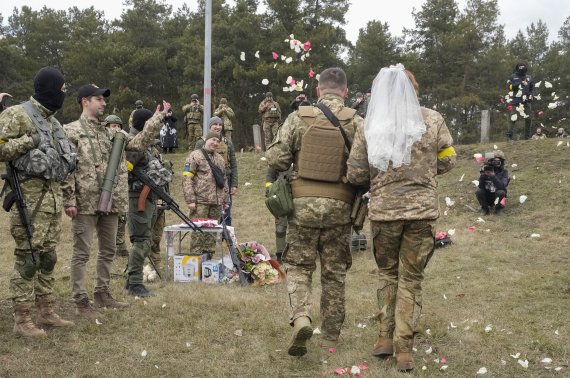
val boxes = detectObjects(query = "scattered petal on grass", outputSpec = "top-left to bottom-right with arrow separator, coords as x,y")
541,358 -> 552,364
334,368 -> 346,374
554,329 -> 559,335
501,359 -> 507,365
544,81 -> 553,88
448,229 -> 455,236
511,163 -> 518,168
329,347 -> 335,353
95,361 -> 100,365
313,327 -> 321,334
285,57 -> 293,64
472,180 -> 479,187
512,175 -> 516,180
234,329 -> 243,337
511,114 -> 518,122
548,102 -> 558,109
155,365 -> 159,369
557,141 -> 564,147
531,233 -> 540,238
511,353 -> 521,359
162,304 -> 166,308
141,350 -> 147,357
244,182 -> 252,186
477,217 -> 485,223
426,329 -> 431,335
443,294 -> 448,300
412,347 -> 418,352
440,365 -> 448,370
518,359 -> 529,368
422,366 -> 427,370
477,367 -> 487,374
440,357 -> 448,363
350,366 -> 360,375
464,326 -> 470,330
260,157 -> 267,161
555,367 -> 562,371
468,226 -> 477,231
459,173 -> 465,182
493,145 -> 498,150
519,195 -> 527,203
254,50 -> 260,58
143,300 -> 148,306
445,197 -> 455,207
485,324 -> 493,333
356,323 -> 366,328
95,319 -> 102,325
425,346 -> 433,354
186,342 -> 191,348
450,322 -> 457,328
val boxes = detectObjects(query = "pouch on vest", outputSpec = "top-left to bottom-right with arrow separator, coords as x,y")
265,177 -> 293,218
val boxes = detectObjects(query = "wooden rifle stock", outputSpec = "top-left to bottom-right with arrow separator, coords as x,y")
137,185 -> 152,211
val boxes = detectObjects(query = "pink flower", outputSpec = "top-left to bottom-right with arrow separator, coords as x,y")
507,105 -> 513,111
272,52 -> 278,60
303,40 -> 311,52
308,67 -> 315,78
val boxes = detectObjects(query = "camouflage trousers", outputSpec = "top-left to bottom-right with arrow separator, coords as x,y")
275,216 -> 287,256
116,212 -> 129,256
150,207 -> 166,271
283,223 -> 352,341
187,122 -> 203,150
188,203 -> 221,255
262,119 -> 280,150
371,220 -> 435,352
127,197 -> 156,285
224,129 -> 232,142
9,210 -> 61,303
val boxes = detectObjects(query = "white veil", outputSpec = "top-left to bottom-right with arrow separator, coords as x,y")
364,63 -> 426,172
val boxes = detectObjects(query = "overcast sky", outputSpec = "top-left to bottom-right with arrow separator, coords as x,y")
1,0 -> 568,43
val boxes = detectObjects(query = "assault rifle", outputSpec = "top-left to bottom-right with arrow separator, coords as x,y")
129,166 -> 202,233
1,162 -> 38,264
220,211 -> 249,285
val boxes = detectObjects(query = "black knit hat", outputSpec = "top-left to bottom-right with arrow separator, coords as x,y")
132,108 -> 153,131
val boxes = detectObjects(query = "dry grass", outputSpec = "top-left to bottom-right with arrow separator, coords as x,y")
0,140 -> 568,377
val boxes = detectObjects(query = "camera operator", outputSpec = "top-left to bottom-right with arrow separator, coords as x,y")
476,151 -> 509,215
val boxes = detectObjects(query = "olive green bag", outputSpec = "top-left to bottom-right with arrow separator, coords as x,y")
265,177 -> 293,218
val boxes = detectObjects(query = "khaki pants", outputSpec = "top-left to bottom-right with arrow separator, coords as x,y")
283,223 -> 352,341
70,213 -> 118,301
371,220 -> 435,352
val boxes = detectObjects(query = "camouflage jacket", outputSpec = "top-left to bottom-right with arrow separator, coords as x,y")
346,107 -> 456,221
266,94 -> 362,228
62,112 -> 164,214
182,103 -> 203,124
0,97 -> 64,214
183,149 -> 229,206
126,135 -> 173,197
258,99 -> 281,120
213,105 -> 235,131
194,136 -> 238,188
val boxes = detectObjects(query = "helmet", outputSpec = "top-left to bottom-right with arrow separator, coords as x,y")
191,94 -> 199,100
266,92 -> 273,98
135,100 -> 143,108
220,98 -> 227,104
103,114 -> 123,126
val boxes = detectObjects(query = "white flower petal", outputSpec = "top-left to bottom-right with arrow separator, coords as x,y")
511,163 -> 518,168
141,350 -> 147,357
557,141 -> 564,147
313,327 -> 321,334
472,180 -> 479,187
260,157 -> 267,161
240,52 -> 245,61
518,359 -> 529,368
511,353 -> 521,359
459,173 -> 465,182
426,329 -> 432,335
485,324 -> 492,333
254,50 -> 260,58
477,367 -> 487,374
244,182 -> 252,186
493,144 -> 498,150
186,342 -> 191,347
544,81 -> 552,88
285,57 -> 293,64
425,346 -> 433,354
530,233 -> 540,238
555,329 -> 559,335
261,78 -> 269,85
445,197 -> 455,207
233,329 -> 243,337
535,81 -> 542,88
548,102 -> 558,109
95,318 -> 102,325
450,322 -> 457,328
440,365 -> 448,370
541,358 -> 552,364
448,229 -> 455,236
519,195 -> 527,203
443,294 -> 448,300
511,114 -> 518,122
555,367 -> 562,371
162,304 -> 166,308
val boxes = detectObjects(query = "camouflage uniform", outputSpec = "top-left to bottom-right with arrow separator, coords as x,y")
182,102 -> 204,149
62,112 -> 164,302
0,97 -> 70,304
266,94 -> 362,341
346,107 -> 456,353
258,98 -> 281,149
182,148 -> 229,254
213,100 -> 235,142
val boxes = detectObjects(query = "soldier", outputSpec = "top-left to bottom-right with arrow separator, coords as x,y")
128,99 -> 144,130
62,84 -> 170,320
102,115 -> 130,257
506,62 -> 534,140
0,67 -> 76,337
182,94 -> 204,150
347,64 -> 456,372
195,117 -> 238,225
213,98 -> 235,142
258,92 -> 281,149
183,131 -> 229,255
125,108 -> 173,297
266,67 -> 361,356
351,92 -> 366,118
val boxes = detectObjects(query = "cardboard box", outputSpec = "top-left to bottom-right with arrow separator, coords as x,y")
202,260 -> 222,284
173,255 -> 204,282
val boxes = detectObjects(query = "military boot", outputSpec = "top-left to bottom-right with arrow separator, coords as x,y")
287,316 -> 313,357
372,336 -> 394,357
396,352 -> 415,372
127,284 -> 155,297
75,297 -> 103,321
13,303 -> 47,338
36,295 -> 74,328
94,291 -> 130,309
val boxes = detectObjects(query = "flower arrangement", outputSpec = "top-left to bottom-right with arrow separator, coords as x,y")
238,241 -> 283,286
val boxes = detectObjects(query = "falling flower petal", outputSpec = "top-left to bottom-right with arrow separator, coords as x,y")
512,175 -> 516,180
422,366 -> 427,370
548,103 -> 558,109
425,346 -> 433,354
485,324 -> 492,333
254,50 -> 259,58
519,195 -> 527,203
541,358 -> 552,364
472,180 -> 479,187
557,141 -> 564,147
285,57 -> 293,64
273,63 -> 277,69
511,353 -> 521,359
459,173 -> 465,182
303,40 -> 311,51
234,329 -> 243,337
477,367 -> 487,374
530,233 -> 540,238
281,55 -> 286,61
329,347 -> 335,353
286,76 -> 294,84
441,357 -> 448,363
308,67 -> 315,78
535,94 -> 541,100
518,359 -> 529,368
141,350 -> 147,357
535,81 -> 542,88
313,327 -> 321,334
272,52 -> 278,60
316,74 -> 320,81
493,144 -> 498,150
511,163 -> 518,168
261,78 -> 269,85
544,81 -> 552,88
240,52 -> 245,61
448,229 -> 455,236
511,114 -> 518,122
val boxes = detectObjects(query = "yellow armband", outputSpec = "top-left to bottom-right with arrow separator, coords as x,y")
438,146 -> 456,159
265,182 -> 273,187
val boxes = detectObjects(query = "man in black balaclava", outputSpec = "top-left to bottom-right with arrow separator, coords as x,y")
506,62 -> 534,140
0,66 -> 75,338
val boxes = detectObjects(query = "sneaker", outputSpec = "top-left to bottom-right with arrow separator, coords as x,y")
127,284 -> 156,297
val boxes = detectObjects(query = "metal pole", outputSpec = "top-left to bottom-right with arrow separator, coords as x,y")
480,109 -> 490,143
203,0 -> 212,135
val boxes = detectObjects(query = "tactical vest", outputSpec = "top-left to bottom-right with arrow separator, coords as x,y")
187,105 -> 202,122
291,106 -> 356,204
265,102 -> 280,119
12,101 -> 77,182
128,148 -> 172,192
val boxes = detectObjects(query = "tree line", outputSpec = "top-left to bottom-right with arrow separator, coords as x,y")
1,0 -> 568,147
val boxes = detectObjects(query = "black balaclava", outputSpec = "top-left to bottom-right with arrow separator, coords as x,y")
32,67 -> 66,112
515,63 -> 527,76
132,108 -> 154,132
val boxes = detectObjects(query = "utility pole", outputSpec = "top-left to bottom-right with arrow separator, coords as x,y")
203,0 -> 212,134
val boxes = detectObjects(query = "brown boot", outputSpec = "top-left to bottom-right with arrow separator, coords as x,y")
93,291 -> 130,309
372,336 -> 394,357
75,297 -> 103,321
287,316 -> 313,357
36,295 -> 74,328
13,303 -> 47,338
396,352 -> 415,372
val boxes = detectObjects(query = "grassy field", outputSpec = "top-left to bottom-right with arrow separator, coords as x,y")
0,139 -> 568,377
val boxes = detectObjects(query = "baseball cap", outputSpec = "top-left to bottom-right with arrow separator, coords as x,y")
77,84 -> 111,104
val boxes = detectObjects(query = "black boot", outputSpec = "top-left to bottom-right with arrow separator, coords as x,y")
127,284 -> 155,297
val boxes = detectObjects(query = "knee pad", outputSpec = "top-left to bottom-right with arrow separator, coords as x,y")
40,249 -> 57,273
15,253 -> 39,280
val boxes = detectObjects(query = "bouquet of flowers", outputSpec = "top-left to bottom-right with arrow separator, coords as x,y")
238,241 -> 284,286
